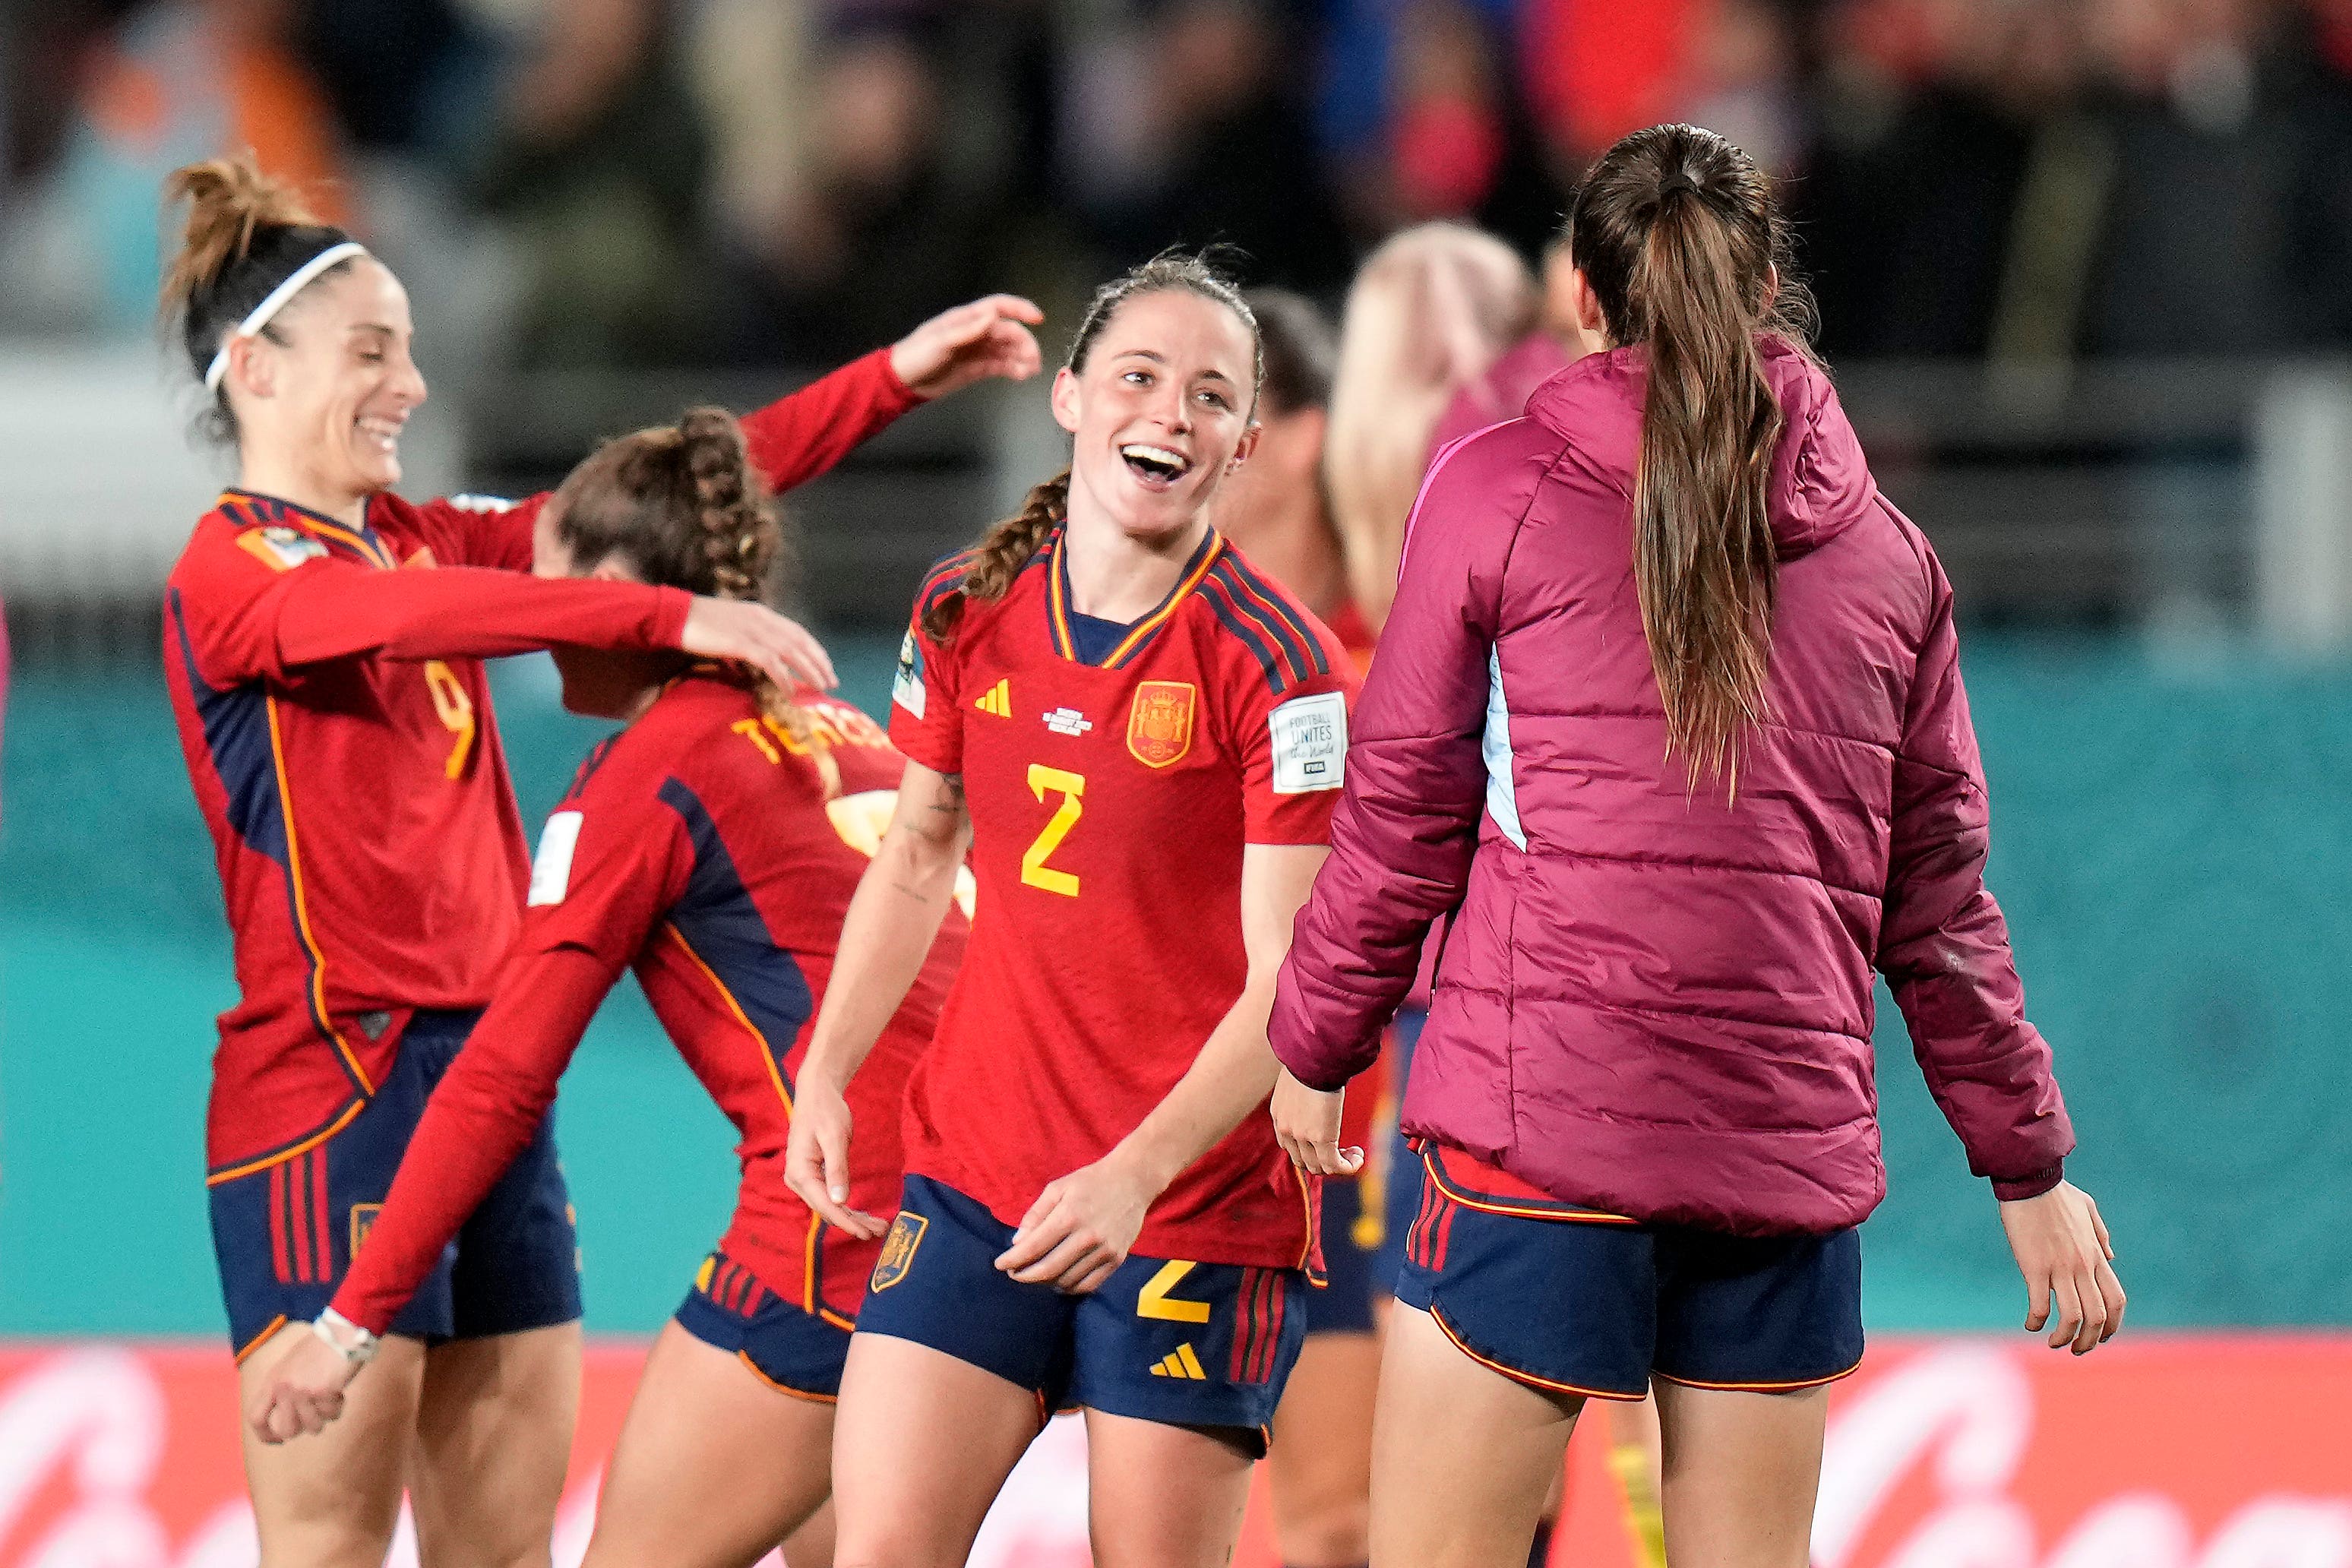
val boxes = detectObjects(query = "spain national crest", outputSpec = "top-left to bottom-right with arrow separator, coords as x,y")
869,1212 -> 928,1293
1127,681 -> 1197,769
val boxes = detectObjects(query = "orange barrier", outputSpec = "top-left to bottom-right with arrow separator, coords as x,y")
0,1336 -> 2343,1566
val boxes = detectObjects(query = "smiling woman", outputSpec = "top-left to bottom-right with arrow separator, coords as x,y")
151,153 -> 1042,1568
782,253 -> 1358,1568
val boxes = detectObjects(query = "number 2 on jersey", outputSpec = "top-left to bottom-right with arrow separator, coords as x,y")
1022,765 -> 1084,897
422,660 -> 475,779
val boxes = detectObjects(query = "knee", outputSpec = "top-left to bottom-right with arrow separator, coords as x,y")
1274,1500 -> 1373,1568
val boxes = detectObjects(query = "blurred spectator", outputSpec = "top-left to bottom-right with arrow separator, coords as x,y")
729,21 -> 1005,362
1066,0 -> 1353,295
0,0 -> 351,335
294,0 -> 496,166
465,0 -> 715,366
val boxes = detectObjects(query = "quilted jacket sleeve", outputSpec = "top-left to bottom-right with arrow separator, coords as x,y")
1880,540 -> 2075,1197
1269,437 -> 1523,1091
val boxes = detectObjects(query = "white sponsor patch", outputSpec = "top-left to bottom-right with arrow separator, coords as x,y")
1044,707 -> 1092,738
447,493 -> 517,514
1268,691 -> 1347,794
891,630 -> 927,719
527,811 -> 585,906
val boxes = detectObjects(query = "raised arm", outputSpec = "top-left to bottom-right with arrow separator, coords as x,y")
996,842 -> 1331,1295
406,296 -> 1045,573
786,760 -> 971,1238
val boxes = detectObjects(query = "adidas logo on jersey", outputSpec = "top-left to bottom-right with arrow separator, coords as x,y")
1149,1343 -> 1209,1380
1044,707 -> 1092,738
975,679 -> 1013,717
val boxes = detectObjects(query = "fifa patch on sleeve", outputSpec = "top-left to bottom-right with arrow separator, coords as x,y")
527,811 -> 585,906
1268,691 -> 1347,794
236,526 -> 329,573
892,630 -> 927,720
446,494 -> 517,513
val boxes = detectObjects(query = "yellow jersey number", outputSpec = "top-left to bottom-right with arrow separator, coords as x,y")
422,660 -> 475,779
1021,766 -> 1084,897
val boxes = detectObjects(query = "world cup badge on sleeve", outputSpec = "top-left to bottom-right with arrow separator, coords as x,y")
1127,681 -> 1198,769
869,1212 -> 928,1292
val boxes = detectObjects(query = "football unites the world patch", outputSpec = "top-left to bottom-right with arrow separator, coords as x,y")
1268,691 -> 1347,793
526,811 -> 585,907
891,631 -> 927,720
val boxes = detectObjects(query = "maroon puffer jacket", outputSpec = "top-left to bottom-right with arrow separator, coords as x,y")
1269,340 -> 2072,1236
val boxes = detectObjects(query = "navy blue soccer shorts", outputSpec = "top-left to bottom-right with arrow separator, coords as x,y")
1393,1146 -> 1864,1399
207,1008 -> 582,1361
853,1175 -> 1308,1454
1306,1166 -> 1380,1336
675,1249 -> 852,1401
1374,1004 -> 1430,1297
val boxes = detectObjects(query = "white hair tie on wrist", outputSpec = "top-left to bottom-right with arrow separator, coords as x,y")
203,240 -> 369,395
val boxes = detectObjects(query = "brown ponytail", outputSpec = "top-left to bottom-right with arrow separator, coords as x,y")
1567,124 -> 1814,792
159,156 -> 358,437
554,408 -> 839,795
922,250 -> 1260,643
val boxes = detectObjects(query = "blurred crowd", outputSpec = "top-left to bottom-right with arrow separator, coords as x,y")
3,0 -> 2349,372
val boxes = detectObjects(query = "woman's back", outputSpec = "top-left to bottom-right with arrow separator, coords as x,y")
1282,337 -> 2069,1235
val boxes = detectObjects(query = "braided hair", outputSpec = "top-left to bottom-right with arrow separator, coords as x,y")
922,251 -> 1261,643
552,408 -> 839,794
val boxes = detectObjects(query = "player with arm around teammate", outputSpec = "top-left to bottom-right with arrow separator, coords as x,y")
785,254 -> 1358,1568
247,407 -> 970,1568
158,153 -> 1036,1568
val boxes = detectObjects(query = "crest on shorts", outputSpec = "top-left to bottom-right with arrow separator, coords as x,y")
869,1212 -> 928,1293
1126,681 -> 1197,769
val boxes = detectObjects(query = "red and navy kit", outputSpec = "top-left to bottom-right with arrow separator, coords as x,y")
860,524 -> 1350,1435
167,349 -> 921,1354
330,674 -> 966,1394
1393,1144 -> 1864,1399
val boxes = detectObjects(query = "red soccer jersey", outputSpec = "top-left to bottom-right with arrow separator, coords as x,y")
165,349 -> 920,1178
888,526 -> 1355,1272
333,674 -> 967,1334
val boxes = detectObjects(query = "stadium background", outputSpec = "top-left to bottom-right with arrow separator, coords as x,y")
1,0 -> 2348,1563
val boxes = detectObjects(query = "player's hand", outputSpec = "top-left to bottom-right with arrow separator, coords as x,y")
245,1327 -> 360,1443
889,295 -> 1046,400
997,1152 -> 1154,1295
784,1070 -> 885,1240
1999,1181 -> 2123,1355
1271,1069 -> 1363,1178
679,599 -> 836,693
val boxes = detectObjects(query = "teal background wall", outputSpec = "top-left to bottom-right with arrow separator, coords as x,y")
2,634 -> 2346,1336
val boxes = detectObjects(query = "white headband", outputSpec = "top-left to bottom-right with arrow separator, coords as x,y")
203,241 -> 370,394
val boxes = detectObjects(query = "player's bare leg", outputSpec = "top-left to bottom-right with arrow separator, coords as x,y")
827,1333 -> 1042,1568
238,1324 -> 426,1568
1651,1380 -> 1827,1568
408,1322 -> 583,1568
1268,1330 -> 1380,1566
580,1322 -> 837,1568
780,1499 -> 837,1568
1082,1408 -> 1255,1568
1606,1394 -> 1668,1566
1367,1304 -> 1582,1568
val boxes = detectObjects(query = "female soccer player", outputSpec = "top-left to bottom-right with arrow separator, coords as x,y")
159,154 -> 1037,1567
248,407 -> 969,1568
1269,124 -> 2122,1568
784,254 -> 1355,1568
1323,223 -> 1535,636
